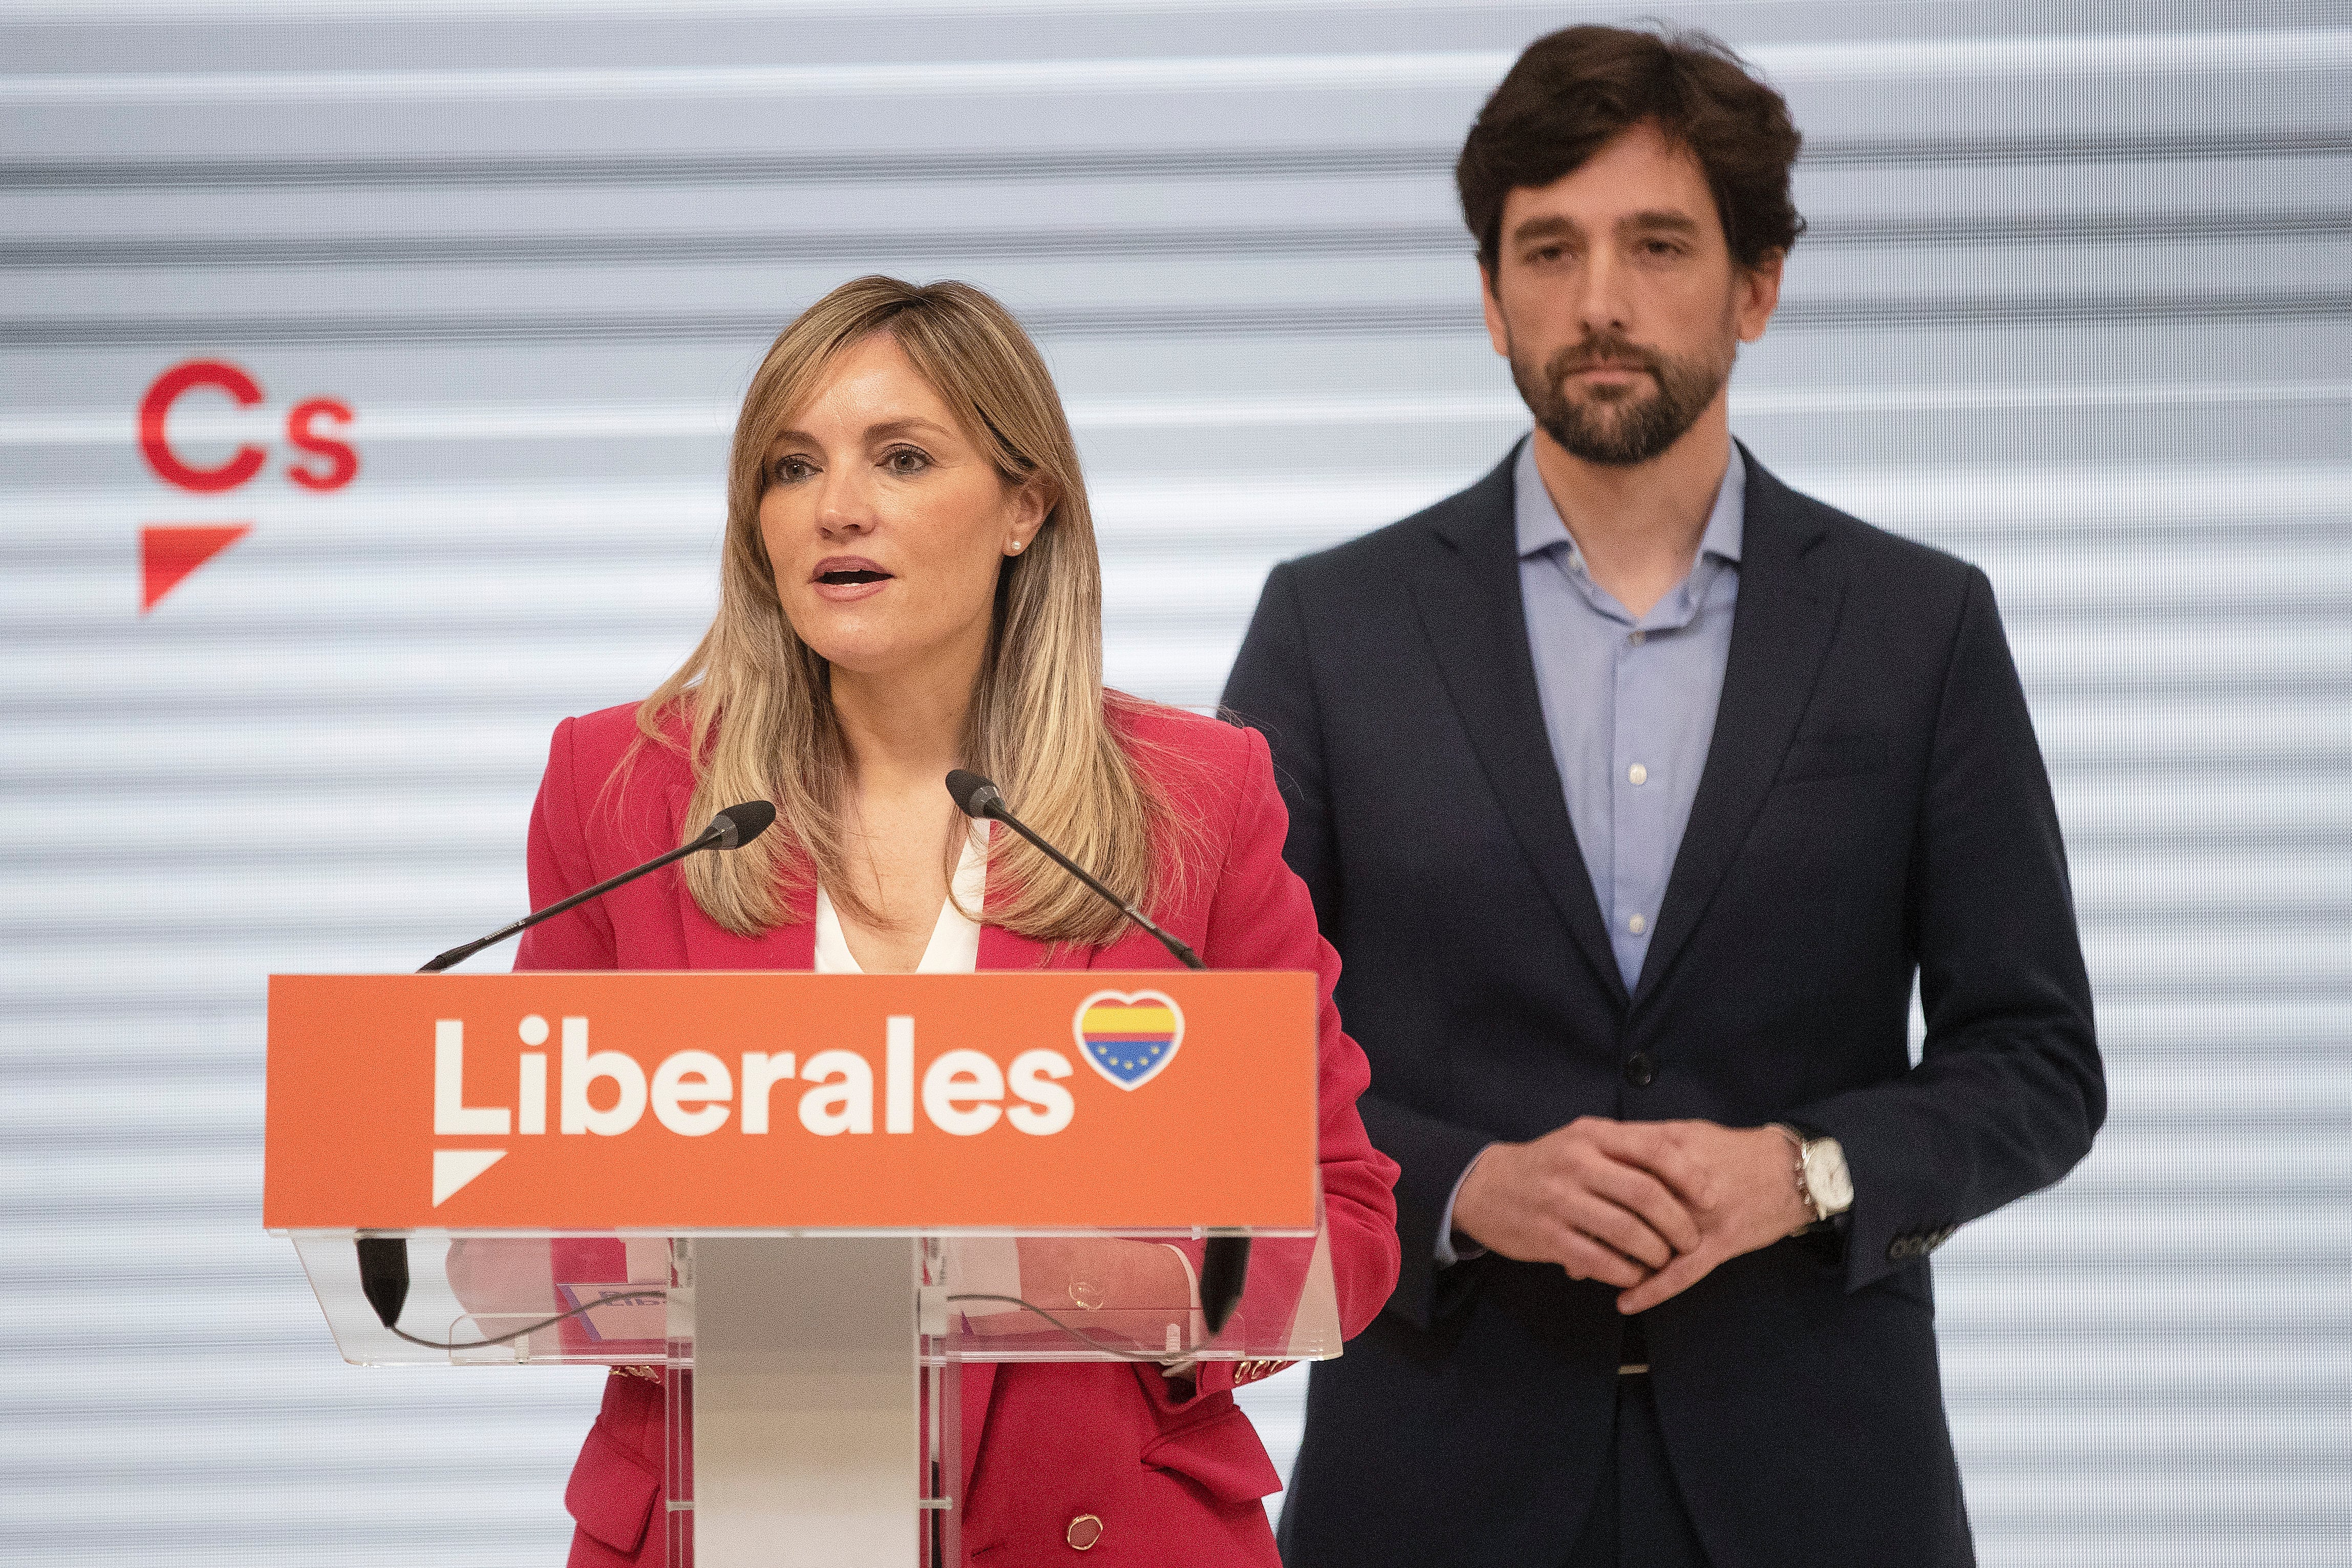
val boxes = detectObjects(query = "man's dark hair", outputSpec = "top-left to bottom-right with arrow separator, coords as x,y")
1457,24 -> 1805,273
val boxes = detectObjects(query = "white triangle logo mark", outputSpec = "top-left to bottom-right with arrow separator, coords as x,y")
433,1148 -> 507,1207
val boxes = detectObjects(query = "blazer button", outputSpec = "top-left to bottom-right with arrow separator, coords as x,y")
1066,1514 -> 1103,1551
1622,1051 -> 1656,1088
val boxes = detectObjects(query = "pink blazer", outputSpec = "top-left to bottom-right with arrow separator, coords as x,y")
513,697 -> 1400,1567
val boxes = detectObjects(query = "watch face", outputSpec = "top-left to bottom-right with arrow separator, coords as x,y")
1805,1139 -> 1855,1214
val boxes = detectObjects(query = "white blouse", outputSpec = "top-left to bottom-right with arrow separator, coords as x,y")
811,822 -> 988,977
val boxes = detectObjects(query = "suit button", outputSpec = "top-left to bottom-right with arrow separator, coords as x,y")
1066,1514 -> 1103,1551
1622,1052 -> 1656,1088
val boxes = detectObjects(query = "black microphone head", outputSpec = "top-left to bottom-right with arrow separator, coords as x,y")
944,769 -> 1004,819
1200,1235 -> 1251,1337
708,800 -> 777,850
355,1236 -> 411,1330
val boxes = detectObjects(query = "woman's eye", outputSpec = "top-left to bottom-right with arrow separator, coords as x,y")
882,447 -> 931,476
774,455 -> 815,483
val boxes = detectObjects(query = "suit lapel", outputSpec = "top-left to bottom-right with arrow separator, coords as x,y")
1410,450 -> 1628,1009
1632,453 -> 1843,1007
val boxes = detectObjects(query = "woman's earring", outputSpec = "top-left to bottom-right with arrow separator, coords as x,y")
1009,540 -> 1024,554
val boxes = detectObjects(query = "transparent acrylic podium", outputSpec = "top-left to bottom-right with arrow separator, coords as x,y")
288,1220 -> 1339,1564
266,969 -> 1332,1567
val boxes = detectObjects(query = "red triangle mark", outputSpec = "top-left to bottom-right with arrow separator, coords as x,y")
141,524 -> 252,613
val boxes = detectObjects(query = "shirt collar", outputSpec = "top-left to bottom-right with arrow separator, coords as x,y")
1513,436 -> 1747,568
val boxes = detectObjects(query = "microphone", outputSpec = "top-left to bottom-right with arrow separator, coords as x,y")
417,800 -> 777,974
945,769 -> 1251,1336
358,800 -> 778,1340
356,1236 -> 409,1331
945,770 -> 1202,972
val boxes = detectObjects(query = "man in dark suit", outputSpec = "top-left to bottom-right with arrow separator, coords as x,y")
1221,25 -> 2102,1568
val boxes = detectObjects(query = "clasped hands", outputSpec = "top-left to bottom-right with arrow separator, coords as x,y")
1451,1117 -> 1814,1314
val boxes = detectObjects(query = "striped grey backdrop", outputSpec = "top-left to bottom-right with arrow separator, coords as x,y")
3,2 -> 2347,1563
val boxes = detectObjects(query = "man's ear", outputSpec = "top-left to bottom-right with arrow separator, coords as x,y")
1736,249 -> 1785,343
1479,261 -> 1511,358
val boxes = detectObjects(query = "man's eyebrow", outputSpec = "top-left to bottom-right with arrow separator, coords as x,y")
1620,209 -> 1704,234
1508,213 -> 1582,246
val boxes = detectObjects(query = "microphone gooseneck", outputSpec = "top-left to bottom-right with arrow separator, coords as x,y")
366,801 -> 778,1339
946,769 -> 1249,1336
945,769 -> 1203,972
416,799 -> 777,975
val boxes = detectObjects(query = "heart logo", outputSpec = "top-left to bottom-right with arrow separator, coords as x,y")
1072,990 -> 1185,1091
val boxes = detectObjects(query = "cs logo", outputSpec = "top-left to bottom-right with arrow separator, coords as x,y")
136,358 -> 361,612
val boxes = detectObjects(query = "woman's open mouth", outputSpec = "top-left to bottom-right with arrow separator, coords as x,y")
811,557 -> 894,601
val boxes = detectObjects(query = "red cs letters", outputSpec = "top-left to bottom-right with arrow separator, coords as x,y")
138,361 -> 360,494
286,398 -> 360,490
140,360 -> 266,493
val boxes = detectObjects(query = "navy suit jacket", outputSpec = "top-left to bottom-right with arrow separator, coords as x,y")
1221,446 -> 2103,1568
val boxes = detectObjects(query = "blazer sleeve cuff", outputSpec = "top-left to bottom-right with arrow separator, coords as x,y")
1792,1093 -> 1963,1293
1358,1091 -> 1495,1330
1432,1148 -> 1493,1269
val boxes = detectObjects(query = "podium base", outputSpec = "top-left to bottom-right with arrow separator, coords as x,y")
672,1238 -> 957,1568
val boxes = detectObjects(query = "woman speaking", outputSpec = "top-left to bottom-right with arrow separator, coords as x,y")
511,276 -> 1400,1565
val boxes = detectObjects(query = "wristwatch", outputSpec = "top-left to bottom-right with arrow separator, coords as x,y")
1770,1124 -> 1854,1226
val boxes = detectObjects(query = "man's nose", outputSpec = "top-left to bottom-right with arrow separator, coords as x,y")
1574,248 -> 1632,337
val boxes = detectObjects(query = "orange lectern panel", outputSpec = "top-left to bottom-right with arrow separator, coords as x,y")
265,971 -> 1317,1233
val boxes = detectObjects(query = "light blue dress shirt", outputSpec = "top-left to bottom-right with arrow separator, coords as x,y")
1435,437 -> 1744,1264
1515,436 -> 1744,992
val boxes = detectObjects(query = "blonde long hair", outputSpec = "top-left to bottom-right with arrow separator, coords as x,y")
638,276 -> 1176,944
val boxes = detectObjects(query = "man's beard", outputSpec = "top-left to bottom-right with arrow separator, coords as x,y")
1509,326 -> 1735,467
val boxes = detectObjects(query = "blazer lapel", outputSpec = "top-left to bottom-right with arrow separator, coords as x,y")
1409,449 -> 1628,1009
958,1360 -> 996,1508
1632,452 -> 1844,1007
976,921 -> 1064,972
